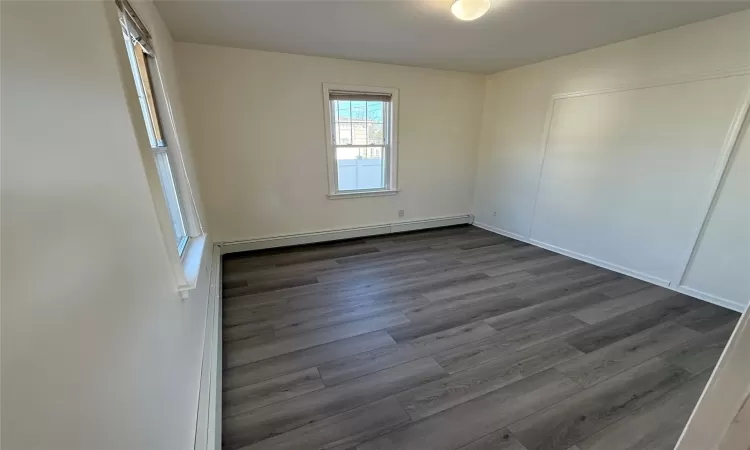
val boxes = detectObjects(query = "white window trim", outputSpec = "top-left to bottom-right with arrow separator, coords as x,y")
322,83 -> 399,198
112,0 -> 206,299
149,61 -> 206,298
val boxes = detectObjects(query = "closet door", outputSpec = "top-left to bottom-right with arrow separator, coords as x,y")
529,75 -> 749,285
681,112 -> 750,311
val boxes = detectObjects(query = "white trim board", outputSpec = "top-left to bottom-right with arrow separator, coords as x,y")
473,221 -> 746,313
526,67 -> 750,238
194,244 -> 222,450
218,215 -> 474,254
672,77 -> 750,286
529,69 -> 750,245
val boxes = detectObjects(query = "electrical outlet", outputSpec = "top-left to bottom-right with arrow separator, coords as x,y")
493,211 -> 497,217
398,209 -> 405,218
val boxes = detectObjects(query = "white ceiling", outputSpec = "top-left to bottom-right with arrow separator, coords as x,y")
154,0 -> 750,74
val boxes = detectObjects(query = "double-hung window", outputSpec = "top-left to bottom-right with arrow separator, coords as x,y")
323,84 -> 399,198
117,0 -> 191,256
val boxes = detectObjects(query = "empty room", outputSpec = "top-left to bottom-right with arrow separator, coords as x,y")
2,1 -> 750,449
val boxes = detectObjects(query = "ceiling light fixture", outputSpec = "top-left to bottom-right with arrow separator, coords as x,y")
451,0 -> 491,21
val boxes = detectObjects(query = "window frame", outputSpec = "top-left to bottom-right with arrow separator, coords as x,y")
322,83 -> 399,199
113,0 -> 206,299
124,39 -> 190,256
118,3 -> 197,259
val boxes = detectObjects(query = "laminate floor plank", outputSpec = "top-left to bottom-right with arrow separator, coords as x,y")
403,272 -> 565,321
484,291 -> 611,332
556,322 -> 698,388
435,315 -> 588,375
564,295 -> 701,354
523,259 -> 586,276
594,276 -> 650,297
226,259 -> 462,308
458,430 -> 529,450
272,296 -> 429,338
223,292 -> 420,334
268,246 -> 383,268
223,331 -> 396,390
389,297 -> 540,342
576,370 -> 712,450
423,270 -> 537,302
661,322 -> 737,374
397,340 -> 582,420
223,276 -> 320,298
223,357 -> 445,449
571,286 -> 681,325
515,272 -> 621,304
223,259 -> 340,283
223,324 -> 275,344
459,236 -> 516,250
408,270 -> 612,325
241,397 -> 411,450
225,312 -> 410,367
318,321 -> 497,386
224,242 -> 378,270
482,255 -> 569,276
673,303 -> 740,333
508,358 -> 692,450
221,227 -> 735,450
456,244 -> 552,265
375,226 -> 477,243
223,367 -> 325,418
315,258 -> 431,282
279,270 -> 486,311
356,369 -> 581,450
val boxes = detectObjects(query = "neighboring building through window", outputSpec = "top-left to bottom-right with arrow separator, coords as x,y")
323,84 -> 399,197
117,0 -> 191,255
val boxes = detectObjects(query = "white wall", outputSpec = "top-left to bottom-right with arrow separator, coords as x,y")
174,44 -> 485,242
1,2 -> 211,449
473,10 -> 750,310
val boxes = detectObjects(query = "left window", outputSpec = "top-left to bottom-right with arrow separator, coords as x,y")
117,0 -> 189,255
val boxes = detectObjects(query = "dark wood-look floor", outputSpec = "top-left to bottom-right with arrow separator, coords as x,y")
221,226 -> 739,450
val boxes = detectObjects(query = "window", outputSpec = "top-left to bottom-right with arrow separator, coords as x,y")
117,0 -> 190,255
323,84 -> 399,198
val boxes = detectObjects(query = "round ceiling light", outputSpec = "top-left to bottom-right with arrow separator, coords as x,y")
451,0 -> 491,21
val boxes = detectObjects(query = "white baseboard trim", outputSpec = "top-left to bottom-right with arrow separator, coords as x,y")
674,286 -> 746,313
218,215 -> 474,254
194,244 -> 222,450
473,221 -> 745,312
527,238 -> 670,288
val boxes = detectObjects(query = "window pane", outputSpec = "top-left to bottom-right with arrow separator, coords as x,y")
352,122 -> 367,145
336,122 -> 352,145
121,32 -> 165,148
154,150 -> 187,249
337,101 -> 351,121
351,101 -> 366,120
368,123 -> 383,145
335,146 -> 385,192
367,101 -> 383,123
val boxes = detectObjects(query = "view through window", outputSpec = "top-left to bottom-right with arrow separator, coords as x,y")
330,94 -> 391,192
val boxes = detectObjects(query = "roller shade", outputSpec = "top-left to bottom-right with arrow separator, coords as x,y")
329,91 -> 392,102
116,0 -> 154,55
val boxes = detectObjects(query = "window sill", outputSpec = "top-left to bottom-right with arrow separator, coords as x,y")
177,234 -> 207,299
327,189 -> 399,200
